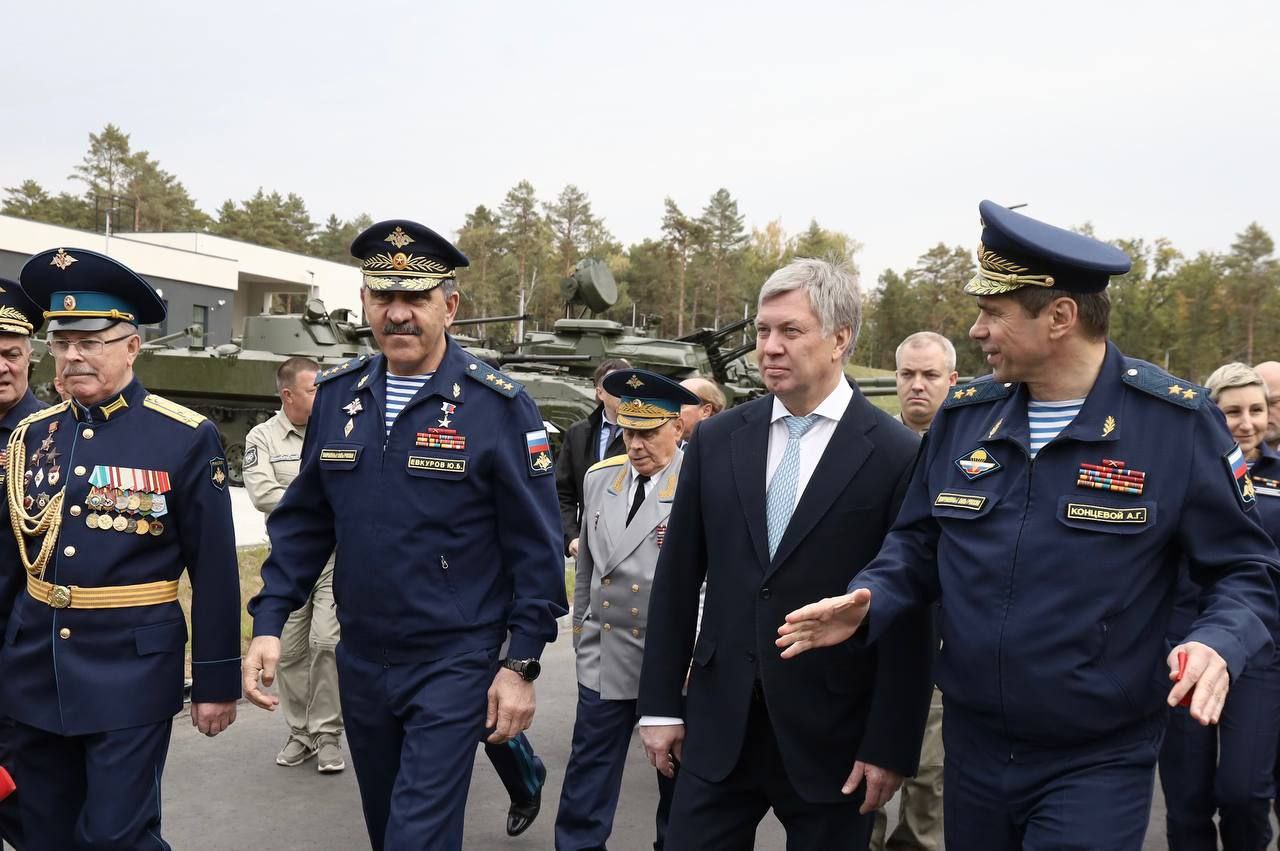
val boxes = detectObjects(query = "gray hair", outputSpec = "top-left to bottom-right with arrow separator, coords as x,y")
757,257 -> 862,363
440,279 -> 459,299
895,331 -> 957,373
1205,362 -> 1269,403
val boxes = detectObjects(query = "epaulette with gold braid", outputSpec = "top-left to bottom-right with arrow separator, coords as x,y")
143,394 -> 206,428
17,401 -> 67,428
587,453 -> 628,474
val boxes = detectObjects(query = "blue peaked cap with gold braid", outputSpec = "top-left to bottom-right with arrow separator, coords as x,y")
20,247 -> 166,332
0,277 -> 44,337
351,219 -> 470,292
965,200 -> 1132,296
603,368 -> 700,430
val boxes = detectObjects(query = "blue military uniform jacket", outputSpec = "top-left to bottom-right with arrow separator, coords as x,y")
250,337 -> 568,663
0,391 -> 45,489
858,343 -> 1280,747
0,378 -> 242,735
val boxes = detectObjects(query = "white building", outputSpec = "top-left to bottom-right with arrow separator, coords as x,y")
0,215 -> 363,345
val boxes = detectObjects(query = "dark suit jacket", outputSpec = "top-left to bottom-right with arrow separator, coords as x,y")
637,382 -> 934,804
555,406 -> 626,555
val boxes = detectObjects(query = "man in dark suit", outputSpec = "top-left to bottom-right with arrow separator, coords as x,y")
637,258 -> 934,849
556,358 -> 631,557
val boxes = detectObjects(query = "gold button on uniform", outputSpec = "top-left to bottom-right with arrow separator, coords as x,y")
603,623 -> 612,631
602,578 -> 611,586
59,628 -> 71,639
70,505 -> 82,516
632,628 -> 640,637
631,584 -> 640,592
82,428 -> 95,439
631,607 -> 639,616
63,546 -> 76,557
74,465 -> 86,477
602,600 -> 610,608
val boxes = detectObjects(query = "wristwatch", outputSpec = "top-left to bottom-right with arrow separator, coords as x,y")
502,658 -> 541,682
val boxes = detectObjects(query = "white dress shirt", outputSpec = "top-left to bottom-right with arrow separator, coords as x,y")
639,378 -> 854,729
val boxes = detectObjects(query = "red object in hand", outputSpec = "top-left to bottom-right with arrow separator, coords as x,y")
1176,650 -> 1193,707
0,766 -> 14,801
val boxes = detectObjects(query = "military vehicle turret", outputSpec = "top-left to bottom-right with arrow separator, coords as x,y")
515,259 -> 766,404
31,300 -> 598,486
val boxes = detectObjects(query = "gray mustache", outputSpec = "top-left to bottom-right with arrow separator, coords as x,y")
383,323 -> 422,336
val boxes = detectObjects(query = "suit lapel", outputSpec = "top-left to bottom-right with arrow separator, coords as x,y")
766,387 -> 876,579
597,463 -> 628,571
731,401 -> 773,573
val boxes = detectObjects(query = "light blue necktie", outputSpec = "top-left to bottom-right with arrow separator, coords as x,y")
766,414 -> 817,559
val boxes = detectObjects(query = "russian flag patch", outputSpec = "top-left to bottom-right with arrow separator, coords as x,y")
525,429 -> 553,476
1225,445 -> 1256,507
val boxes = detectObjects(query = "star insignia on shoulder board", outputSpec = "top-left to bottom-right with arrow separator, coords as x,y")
965,387 -> 977,397
486,374 -> 496,383
1168,384 -> 1183,395
1182,389 -> 1195,400
953,389 -> 965,400
501,381 -> 513,391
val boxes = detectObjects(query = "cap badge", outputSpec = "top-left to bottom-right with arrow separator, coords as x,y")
51,249 -> 78,271
63,294 -> 77,310
385,226 -> 414,249
392,252 -> 409,271
626,375 -> 644,390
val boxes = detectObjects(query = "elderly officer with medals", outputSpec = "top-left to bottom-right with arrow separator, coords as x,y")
0,280 -> 45,849
554,368 -> 698,850
778,201 -> 1280,851
244,220 -> 568,850
0,248 -> 241,850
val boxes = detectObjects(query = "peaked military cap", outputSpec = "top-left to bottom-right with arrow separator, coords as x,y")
0,277 -> 44,337
603,368 -> 700,430
351,219 -> 470,292
21,247 -> 166,332
965,200 -> 1132,296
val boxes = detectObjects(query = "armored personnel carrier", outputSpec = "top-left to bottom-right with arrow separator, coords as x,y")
31,300 -> 598,485
516,259 -> 765,404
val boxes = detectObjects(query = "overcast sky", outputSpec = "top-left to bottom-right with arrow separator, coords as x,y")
2,0 -> 1276,285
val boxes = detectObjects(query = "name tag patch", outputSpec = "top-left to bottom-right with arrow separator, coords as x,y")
934,492 -> 987,511
408,455 -> 467,475
1064,502 -> 1148,524
318,445 -> 363,470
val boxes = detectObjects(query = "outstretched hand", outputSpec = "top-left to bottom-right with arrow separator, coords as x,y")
775,588 -> 872,659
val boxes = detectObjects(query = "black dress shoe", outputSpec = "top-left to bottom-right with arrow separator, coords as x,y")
505,763 -> 546,837
505,791 -> 540,837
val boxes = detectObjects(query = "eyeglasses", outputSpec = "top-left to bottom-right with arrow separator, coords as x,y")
47,333 -> 136,356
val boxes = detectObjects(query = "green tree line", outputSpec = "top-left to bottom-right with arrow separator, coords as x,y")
5,125 -> 1277,382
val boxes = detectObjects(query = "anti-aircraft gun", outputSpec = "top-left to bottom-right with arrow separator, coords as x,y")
515,259 -> 766,404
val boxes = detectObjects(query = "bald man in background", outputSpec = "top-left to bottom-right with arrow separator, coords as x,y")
677,377 -> 726,444
1254,361 -> 1280,450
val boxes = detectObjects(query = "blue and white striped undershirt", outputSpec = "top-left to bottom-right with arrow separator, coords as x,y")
1027,398 -> 1085,458
385,372 -> 434,435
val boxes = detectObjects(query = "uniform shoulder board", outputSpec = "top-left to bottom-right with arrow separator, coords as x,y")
315,355 -> 369,386
1121,359 -> 1206,410
587,453 -> 628,475
143,394 -> 206,428
464,361 -> 523,398
18,401 -> 68,427
942,377 -> 1009,409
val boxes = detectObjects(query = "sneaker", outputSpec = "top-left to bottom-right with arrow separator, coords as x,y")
316,738 -> 346,774
276,738 -> 317,767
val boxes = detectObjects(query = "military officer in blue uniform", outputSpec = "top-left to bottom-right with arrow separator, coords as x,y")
0,279 -> 45,849
778,201 -> 1280,851
0,248 -> 241,850
244,220 -> 568,850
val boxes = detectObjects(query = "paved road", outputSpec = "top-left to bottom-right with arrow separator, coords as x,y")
165,627 -> 1189,850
